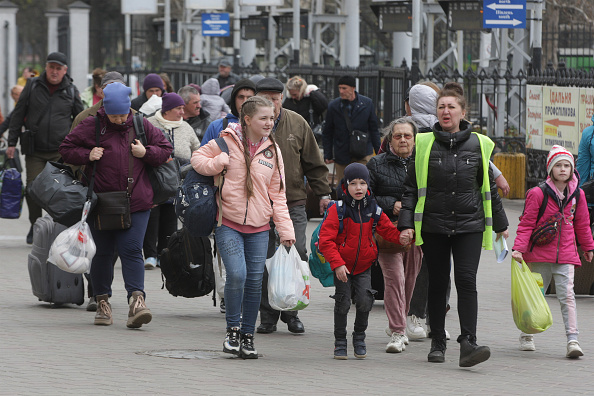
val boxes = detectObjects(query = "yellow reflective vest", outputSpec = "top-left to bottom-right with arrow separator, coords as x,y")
413,132 -> 494,250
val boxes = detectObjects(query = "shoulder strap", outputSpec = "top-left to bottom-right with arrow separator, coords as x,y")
222,118 -> 229,130
214,136 -> 229,229
371,205 -> 382,234
86,117 -> 101,201
214,136 -> 229,154
133,113 -> 147,146
336,200 -> 345,234
69,85 -> 75,106
342,105 -> 353,133
535,182 -> 549,223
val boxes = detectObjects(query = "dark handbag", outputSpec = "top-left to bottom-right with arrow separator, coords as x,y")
94,191 -> 131,231
374,220 -> 411,254
20,129 -> 35,156
92,117 -> 133,231
342,105 -> 368,159
133,114 -> 180,205
27,161 -> 98,227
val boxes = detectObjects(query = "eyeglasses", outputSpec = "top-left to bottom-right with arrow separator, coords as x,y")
393,134 -> 413,140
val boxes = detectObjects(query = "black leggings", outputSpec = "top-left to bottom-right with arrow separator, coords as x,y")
421,232 -> 483,342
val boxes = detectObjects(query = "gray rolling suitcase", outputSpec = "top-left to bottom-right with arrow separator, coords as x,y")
27,215 -> 84,305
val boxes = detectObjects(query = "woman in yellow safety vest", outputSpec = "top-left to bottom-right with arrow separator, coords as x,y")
398,81 -> 509,368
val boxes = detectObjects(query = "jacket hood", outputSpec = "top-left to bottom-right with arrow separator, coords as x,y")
409,85 -> 438,128
230,78 -> 257,117
545,170 -> 580,204
338,178 -> 373,208
201,78 -> 221,95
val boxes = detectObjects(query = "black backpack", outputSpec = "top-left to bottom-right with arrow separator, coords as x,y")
159,227 -> 215,298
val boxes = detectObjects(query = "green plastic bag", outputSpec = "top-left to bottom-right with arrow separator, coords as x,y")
511,259 -> 553,334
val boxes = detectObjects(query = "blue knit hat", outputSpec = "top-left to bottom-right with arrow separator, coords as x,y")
103,83 -> 131,115
344,163 -> 370,185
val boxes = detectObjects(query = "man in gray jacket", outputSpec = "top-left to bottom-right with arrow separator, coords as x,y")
7,52 -> 83,243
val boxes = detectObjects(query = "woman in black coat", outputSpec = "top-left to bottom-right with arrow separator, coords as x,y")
367,118 -> 423,354
398,82 -> 509,367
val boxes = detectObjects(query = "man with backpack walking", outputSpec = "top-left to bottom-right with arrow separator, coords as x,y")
6,52 -> 83,244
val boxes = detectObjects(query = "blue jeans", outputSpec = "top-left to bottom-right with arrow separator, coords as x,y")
89,210 -> 150,301
215,225 -> 269,335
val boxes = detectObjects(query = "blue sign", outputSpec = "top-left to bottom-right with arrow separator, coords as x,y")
483,0 -> 526,29
202,13 -> 230,37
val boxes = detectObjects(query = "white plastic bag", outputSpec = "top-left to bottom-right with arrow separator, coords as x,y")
266,245 -> 310,311
49,201 -> 96,274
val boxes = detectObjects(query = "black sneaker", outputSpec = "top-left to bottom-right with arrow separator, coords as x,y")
223,327 -> 240,355
240,333 -> 258,359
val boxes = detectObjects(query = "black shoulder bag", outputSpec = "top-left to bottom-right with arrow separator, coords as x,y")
343,104 -> 368,160
93,117 -> 133,231
133,114 -> 180,205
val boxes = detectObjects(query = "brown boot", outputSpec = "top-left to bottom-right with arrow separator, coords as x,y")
126,291 -> 152,328
94,294 -> 112,326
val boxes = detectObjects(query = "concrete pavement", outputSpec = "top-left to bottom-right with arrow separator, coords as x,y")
2,199 -> 594,395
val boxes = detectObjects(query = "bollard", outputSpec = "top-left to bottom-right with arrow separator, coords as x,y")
492,152 -> 526,199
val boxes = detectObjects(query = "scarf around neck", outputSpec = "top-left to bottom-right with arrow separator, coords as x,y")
154,110 -> 184,131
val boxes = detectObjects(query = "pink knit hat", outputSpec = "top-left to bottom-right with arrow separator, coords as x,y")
546,145 -> 574,175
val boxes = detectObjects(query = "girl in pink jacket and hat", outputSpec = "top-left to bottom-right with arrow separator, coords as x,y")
192,96 -> 295,359
512,145 -> 594,359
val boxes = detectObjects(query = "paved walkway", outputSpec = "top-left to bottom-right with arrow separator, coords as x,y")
2,199 -> 594,395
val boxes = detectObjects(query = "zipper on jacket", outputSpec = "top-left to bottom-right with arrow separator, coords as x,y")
241,142 -> 275,225
351,208 -> 363,274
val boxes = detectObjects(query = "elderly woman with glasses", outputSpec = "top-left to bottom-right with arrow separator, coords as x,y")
366,117 -> 422,354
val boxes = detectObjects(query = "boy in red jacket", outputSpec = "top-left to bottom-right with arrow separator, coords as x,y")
318,163 -> 404,359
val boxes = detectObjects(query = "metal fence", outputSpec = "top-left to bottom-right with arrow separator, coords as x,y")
119,61 -> 594,191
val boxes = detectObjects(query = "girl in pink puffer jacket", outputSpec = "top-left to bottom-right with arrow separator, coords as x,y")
512,145 -> 594,359
192,96 -> 295,360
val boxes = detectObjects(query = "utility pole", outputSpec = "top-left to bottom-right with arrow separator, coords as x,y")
292,0 -> 300,64
164,0 -> 171,62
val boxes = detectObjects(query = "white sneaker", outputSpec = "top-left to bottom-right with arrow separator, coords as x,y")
385,326 -> 409,344
519,335 -> 536,351
566,340 -> 584,358
426,324 -> 451,340
144,257 -> 157,270
386,333 -> 406,353
406,315 -> 427,340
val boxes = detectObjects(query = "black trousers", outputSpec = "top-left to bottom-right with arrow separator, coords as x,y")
333,267 -> 374,339
421,232 -> 483,342
143,203 -> 177,259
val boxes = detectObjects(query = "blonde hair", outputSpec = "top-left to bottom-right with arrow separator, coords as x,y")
239,96 -> 284,197
286,76 -> 307,98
